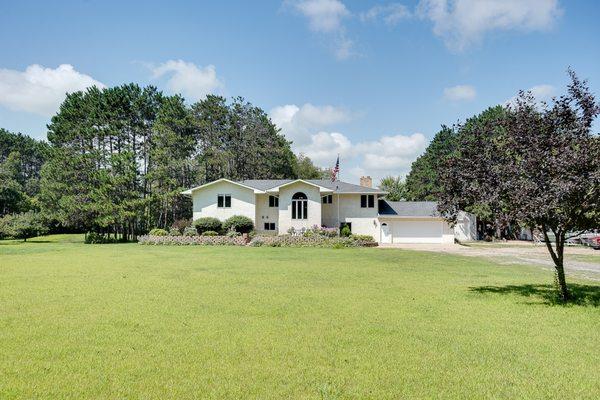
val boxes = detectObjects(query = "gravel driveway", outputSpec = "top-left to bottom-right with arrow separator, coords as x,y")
379,241 -> 600,281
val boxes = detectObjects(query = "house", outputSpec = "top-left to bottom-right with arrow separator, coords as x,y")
181,177 -> 471,244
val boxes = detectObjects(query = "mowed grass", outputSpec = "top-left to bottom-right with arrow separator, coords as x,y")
1,236 -> 599,399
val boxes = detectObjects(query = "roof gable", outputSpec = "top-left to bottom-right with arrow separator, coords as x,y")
181,178 -> 264,195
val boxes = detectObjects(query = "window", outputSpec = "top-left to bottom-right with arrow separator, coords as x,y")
291,192 -> 308,220
361,194 -> 374,208
217,194 -> 231,208
322,194 -> 333,204
269,195 -> 279,207
264,222 -> 276,231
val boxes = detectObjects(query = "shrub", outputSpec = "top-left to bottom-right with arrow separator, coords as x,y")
223,215 -> 254,234
183,226 -> 198,237
0,211 -> 48,241
194,217 -> 222,234
350,234 -> 374,242
202,230 -> 219,236
171,219 -> 191,234
169,228 -> 182,236
226,230 -> 241,238
149,228 -> 168,236
84,232 -> 124,244
340,225 -> 351,237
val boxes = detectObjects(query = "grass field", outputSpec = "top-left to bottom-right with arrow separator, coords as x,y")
1,235 -> 599,399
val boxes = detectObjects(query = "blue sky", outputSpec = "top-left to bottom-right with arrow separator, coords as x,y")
1,0 -> 598,183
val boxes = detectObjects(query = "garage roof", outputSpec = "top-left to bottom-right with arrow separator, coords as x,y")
378,200 -> 441,217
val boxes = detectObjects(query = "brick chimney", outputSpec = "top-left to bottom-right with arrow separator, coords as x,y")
359,176 -> 372,188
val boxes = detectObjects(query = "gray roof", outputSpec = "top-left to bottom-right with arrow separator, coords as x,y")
238,179 -> 385,194
378,200 -> 441,217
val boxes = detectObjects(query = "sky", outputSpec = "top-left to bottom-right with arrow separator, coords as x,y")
1,0 -> 599,184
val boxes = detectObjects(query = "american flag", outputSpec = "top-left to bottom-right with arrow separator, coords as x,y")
331,155 -> 339,182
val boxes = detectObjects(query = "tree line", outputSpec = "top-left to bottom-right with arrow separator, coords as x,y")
0,85 -> 326,240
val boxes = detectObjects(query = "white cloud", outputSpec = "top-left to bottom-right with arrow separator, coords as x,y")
290,0 -> 350,33
505,84 -> 555,106
443,84 -> 476,101
270,103 -> 351,145
151,60 -> 223,101
286,0 -> 356,59
360,3 -> 412,25
0,64 -> 105,116
417,0 -> 562,51
270,102 -> 427,183
305,131 -> 427,183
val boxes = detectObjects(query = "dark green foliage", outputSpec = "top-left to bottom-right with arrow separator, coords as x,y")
405,125 -> 457,201
191,95 -> 296,182
84,232 -> 125,244
293,153 -> 329,179
201,230 -> 219,236
149,228 -> 168,236
0,129 -> 48,215
340,225 -> 351,237
0,211 -> 48,241
223,215 -> 254,233
379,176 -> 407,201
38,86 -> 296,239
194,217 -> 222,234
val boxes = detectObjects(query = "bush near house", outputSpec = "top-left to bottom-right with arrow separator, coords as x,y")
193,217 -> 223,234
149,228 -> 168,236
182,227 -> 197,237
223,215 -> 254,234
202,231 -> 219,236
168,228 -> 182,236
171,219 -> 192,234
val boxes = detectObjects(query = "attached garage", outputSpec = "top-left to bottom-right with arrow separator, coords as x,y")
378,201 -> 455,244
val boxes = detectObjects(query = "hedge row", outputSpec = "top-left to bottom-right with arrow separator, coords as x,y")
249,235 -> 378,248
138,235 -> 247,246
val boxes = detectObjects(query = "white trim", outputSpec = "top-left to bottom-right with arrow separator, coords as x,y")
181,178 -> 264,195
265,179 -> 334,193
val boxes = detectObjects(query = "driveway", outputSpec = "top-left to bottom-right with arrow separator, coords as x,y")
379,241 -> 600,281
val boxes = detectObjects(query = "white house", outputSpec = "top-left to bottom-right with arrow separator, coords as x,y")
182,177 -> 473,244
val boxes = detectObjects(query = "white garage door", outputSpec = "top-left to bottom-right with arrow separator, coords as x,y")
391,220 -> 443,244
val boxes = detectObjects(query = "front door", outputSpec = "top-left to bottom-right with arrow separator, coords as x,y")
381,223 -> 392,244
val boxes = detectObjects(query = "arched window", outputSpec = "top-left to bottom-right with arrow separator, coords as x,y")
292,192 -> 308,220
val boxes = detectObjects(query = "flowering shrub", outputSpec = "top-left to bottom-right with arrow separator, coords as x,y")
202,230 -> 219,236
138,235 -> 246,246
183,227 -> 197,237
168,228 -> 182,236
149,228 -> 168,236
249,235 -> 377,248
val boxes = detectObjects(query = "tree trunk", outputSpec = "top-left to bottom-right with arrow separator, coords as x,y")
541,225 -> 570,301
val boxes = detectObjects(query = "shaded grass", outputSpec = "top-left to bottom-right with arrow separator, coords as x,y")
0,237 -> 599,399
471,283 -> 600,306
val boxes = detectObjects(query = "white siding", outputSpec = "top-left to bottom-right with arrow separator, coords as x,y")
322,193 -> 380,241
454,211 -> 477,242
278,182 -> 321,234
191,181 -> 256,223
255,194 -> 279,233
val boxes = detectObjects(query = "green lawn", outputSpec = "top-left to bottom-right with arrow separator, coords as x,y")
1,236 -> 599,399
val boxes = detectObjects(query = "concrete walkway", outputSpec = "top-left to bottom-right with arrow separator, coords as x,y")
379,241 -> 600,281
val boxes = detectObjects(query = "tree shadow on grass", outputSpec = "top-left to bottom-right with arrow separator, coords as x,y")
470,283 -> 600,307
